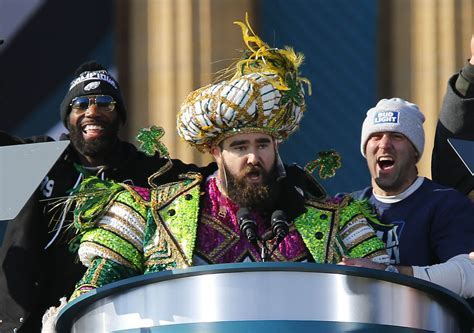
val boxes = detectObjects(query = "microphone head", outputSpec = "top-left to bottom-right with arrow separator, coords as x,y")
237,207 -> 251,224
0,40 -> 4,45
271,210 -> 289,239
271,210 -> 287,224
237,207 -> 257,242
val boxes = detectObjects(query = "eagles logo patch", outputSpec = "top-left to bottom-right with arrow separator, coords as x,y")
84,81 -> 101,91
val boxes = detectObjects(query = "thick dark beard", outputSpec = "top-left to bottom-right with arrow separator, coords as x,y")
225,163 -> 280,213
69,121 -> 119,158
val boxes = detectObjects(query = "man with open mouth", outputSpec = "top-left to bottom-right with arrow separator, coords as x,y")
343,97 -> 474,302
63,17 -> 389,303
0,61 -> 202,332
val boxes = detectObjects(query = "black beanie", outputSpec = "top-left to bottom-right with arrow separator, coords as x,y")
60,61 -> 127,128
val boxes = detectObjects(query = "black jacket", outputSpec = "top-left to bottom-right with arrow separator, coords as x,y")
432,62 -> 474,195
0,132 -> 214,332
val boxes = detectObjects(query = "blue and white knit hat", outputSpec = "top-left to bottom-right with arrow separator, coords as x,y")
360,98 -> 425,159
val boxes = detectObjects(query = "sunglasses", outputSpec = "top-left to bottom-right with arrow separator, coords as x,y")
70,95 -> 116,114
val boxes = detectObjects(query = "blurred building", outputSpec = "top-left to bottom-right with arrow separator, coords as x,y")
1,0 -> 472,195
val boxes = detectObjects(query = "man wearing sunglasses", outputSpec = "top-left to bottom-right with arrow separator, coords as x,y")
57,64 -> 128,169
66,94 -> 119,165
57,19 -> 388,317
0,61 -> 208,332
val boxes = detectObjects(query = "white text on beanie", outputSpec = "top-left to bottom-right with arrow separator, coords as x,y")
360,97 -> 425,159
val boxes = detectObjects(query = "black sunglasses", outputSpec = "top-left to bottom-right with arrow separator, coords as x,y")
70,95 -> 116,114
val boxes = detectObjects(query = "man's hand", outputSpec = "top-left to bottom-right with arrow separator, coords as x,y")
41,297 -> 67,332
338,257 -> 386,270
470,35 -> 474,66
338,257 -> 414,276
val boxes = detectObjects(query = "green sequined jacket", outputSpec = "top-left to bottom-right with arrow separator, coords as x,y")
70,173 -> 388,299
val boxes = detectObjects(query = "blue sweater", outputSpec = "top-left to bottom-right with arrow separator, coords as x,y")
353,178 -> 474,266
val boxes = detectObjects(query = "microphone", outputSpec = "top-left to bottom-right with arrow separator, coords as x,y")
266,210 -> 290,259
237,207 -> 258,244
0,40 -> 3,45
271,210 -> 290,243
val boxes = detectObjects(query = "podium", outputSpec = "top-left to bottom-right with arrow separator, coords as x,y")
56,263 -> 473,332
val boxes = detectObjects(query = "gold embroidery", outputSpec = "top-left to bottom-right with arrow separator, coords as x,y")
90,259 -> 106,286
121,183 -> 151,207
82,242 -> 136,270
339,215 -> 374,250
218,206 -> 227,219
151,209 -> 188,267
198,214 -> 240,262
302,200 -> 339,263
152,173 -> 202,209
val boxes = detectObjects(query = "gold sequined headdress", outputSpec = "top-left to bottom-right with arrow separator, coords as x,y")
177,14 -> 311,152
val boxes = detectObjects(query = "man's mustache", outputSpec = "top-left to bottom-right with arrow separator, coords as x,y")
239,165 -> 264,177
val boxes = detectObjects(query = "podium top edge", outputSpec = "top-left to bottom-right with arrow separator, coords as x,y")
57,262 -> 473,332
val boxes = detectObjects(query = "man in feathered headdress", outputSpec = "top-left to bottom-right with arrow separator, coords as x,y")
65,16 -> 389,302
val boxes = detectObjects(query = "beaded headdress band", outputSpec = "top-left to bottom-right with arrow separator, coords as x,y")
177,14 -> 311,152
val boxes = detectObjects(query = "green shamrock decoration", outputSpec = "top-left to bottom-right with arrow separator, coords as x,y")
280,73 -> 304,107
304,150 -> 342,179
136,126 -> 169,157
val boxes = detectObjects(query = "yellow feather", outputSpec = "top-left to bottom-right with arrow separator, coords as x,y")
229,13 -> 311,97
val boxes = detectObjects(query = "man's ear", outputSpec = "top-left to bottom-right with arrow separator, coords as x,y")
414,151 -> 421,164
210,145 -> 222,164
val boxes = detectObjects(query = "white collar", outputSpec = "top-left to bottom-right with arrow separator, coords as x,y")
373,177 -> 424,203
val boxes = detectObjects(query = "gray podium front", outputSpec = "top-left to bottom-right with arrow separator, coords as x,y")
55,263 -> 473,333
